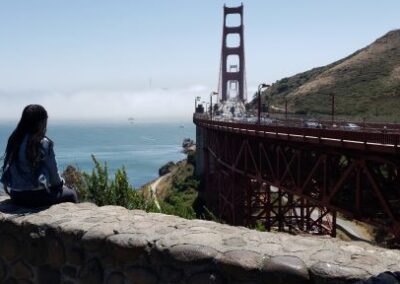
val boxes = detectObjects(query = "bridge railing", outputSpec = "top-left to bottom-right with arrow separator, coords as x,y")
264,112 -> 400,131
194,114 -> 400,148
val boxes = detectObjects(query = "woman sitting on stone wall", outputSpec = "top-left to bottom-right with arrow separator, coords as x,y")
0,104 -> 77,206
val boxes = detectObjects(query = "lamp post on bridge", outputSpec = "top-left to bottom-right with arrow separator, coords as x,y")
258,83 -> 270,125
285,98 -> 288,120
194,96 -> 201,112
210,91 -> 218,119
203,101 -> 210,117
331,93 -> 335,124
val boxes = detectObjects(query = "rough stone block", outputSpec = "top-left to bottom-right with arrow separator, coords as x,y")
168,244 -> 219,263
106,272 -> 126,284
3,277 -> 18,284
125,266 -> 157,284
22,233 -> 48,266
262,255 -> 310,284
217,249 -> 262,281
11,260 -> 33,280
65,247 -> 85,266
47,237 -> 66,268
187,271 -> 224,284
0,258 -> 7,281
160,266 -> 183,283
37,265 -> 61,284
78,258 -> 104,284
62,265 -> 77,278
106,233 -> 148,263
310,262 -> 368,283
0,234 -> 20,262
81,225 -> 119,251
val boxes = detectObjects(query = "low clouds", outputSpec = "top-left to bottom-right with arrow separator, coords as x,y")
0,85 -> 209,122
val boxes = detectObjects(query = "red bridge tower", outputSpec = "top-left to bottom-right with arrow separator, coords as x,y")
218,4 -> 247,103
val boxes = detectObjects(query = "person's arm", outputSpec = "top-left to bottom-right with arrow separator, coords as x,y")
0,175 -> 6,194
41,138 -> 63,189
1,166 -> 11,195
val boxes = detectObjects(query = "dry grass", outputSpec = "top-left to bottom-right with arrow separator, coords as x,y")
260,29 -> 400,121
138,160 -> 189,201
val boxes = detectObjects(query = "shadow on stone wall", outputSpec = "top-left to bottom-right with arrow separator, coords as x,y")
0,198 -> 48,215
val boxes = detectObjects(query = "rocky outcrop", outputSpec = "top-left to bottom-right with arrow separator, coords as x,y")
158,161 -> 176,176
182,138 -> 195,153
0,196 -> 399,283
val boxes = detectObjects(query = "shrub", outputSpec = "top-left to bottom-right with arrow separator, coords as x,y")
63,155 -> 158,212
277,83 -> 289,93
187,152 -> 196,166
63,155 -> 209,222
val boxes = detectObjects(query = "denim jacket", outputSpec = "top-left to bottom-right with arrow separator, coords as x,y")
0,136 -> 63,191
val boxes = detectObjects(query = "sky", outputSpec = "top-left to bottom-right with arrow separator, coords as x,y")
0,0 -> 399,122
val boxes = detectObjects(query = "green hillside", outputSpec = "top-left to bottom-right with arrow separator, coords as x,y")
257,30 -> 400,122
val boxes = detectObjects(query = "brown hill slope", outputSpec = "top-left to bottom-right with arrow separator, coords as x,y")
259,30 -> 400,122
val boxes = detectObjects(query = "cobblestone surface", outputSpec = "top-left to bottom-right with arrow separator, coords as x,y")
0,196 -> 399,283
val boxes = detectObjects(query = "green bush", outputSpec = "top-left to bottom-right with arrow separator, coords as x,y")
187,152 -> 196,166
159,196 -> 197,220
65,155 -> 158,212
64,155 -> 229,223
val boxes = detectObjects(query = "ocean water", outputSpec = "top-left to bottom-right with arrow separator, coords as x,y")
0,121 -> 195,188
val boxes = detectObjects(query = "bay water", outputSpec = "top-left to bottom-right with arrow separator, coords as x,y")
0,121 -> 195,188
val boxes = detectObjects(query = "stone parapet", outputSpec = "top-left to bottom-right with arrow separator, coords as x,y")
0,196 -> 399,283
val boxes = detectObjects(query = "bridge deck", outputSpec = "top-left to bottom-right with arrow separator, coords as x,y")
194,115 -> 400,154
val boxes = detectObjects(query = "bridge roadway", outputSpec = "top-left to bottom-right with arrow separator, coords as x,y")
195,115 -> 400,154
194,114 -> 400,239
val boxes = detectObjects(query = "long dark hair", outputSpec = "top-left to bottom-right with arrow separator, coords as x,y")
2,104 -> 48,173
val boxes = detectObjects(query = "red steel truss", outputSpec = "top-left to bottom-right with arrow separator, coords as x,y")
195,116 -> 400,239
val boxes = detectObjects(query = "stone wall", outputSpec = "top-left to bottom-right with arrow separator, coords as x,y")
0,196 -> 399,284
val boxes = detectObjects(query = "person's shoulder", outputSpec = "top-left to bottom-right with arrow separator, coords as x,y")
40,136 -> 54,151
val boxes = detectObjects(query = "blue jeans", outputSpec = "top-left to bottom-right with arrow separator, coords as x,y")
10,186 -> 78,207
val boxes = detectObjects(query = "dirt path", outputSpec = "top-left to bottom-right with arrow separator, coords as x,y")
336,218 -> 375,243
150,173 -> 171,211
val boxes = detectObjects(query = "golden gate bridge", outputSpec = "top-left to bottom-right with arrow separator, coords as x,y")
194,4 -> 400,240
